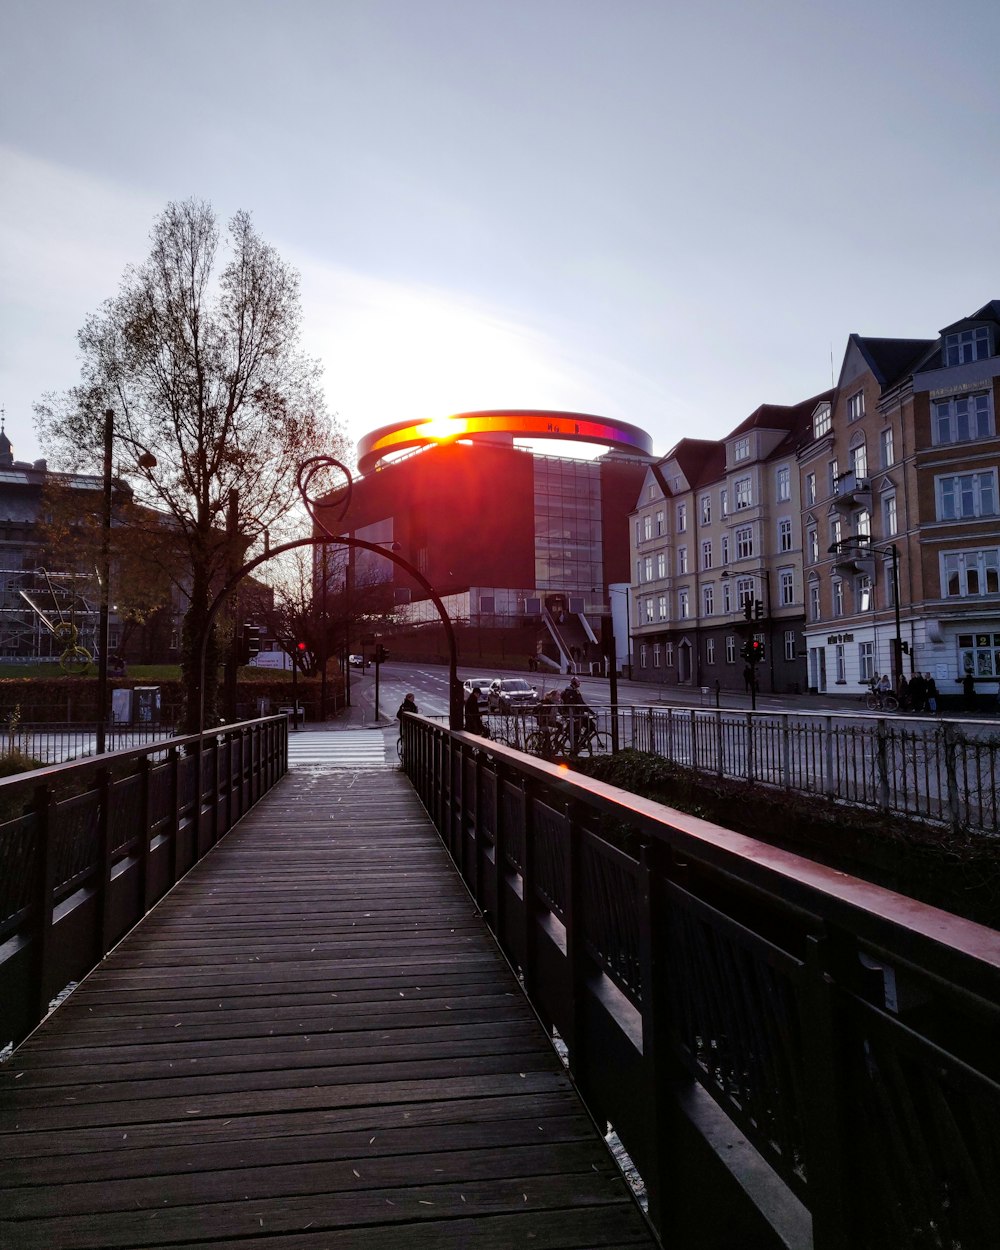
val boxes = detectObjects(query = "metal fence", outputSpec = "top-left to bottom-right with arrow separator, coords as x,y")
401,715 -> 1000,1250
486,705 -> 1000,834
1,722 -> 179,766
0,716 -> 288,1052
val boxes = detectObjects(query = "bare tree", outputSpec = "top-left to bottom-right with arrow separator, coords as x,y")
35,199 -> 345,729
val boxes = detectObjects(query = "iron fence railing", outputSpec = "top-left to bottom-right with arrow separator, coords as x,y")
0,722 -> 180,766
401,715 -> 1000,1249
0,716 -> 288,1052
485,704 -> 1000,834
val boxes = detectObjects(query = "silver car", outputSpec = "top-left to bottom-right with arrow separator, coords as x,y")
487,677 -> 538,713
463,678 -> 493,707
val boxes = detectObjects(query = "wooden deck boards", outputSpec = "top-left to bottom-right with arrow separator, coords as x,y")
1,764 -> 654,1248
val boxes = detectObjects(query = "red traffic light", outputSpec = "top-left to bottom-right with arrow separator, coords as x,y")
296,641 -> 307,651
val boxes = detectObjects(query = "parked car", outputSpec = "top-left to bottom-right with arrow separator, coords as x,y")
348,654 -> 369,668
487,677 -> 538,713
463,678 -> 493,707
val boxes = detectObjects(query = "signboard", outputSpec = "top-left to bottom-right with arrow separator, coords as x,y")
251,651 -> 292,670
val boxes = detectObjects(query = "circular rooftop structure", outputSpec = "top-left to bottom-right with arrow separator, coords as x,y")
356,409 -> 654,475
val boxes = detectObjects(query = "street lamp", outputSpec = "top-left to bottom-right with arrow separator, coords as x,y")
828,537 -> 902,690
608,584 -> 632,679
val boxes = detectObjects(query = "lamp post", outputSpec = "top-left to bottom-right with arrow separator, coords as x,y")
608,584 -> 632,679
95,410 -> 114,754
828,538 -> 902,690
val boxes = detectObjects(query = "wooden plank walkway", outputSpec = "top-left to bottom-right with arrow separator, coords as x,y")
0,754 -> 654,1248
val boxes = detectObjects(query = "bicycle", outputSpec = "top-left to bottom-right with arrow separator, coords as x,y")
526,715 -> 607,759
864,689 -> 899,712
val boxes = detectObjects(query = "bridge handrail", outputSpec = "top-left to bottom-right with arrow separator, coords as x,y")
401,713 -> 1000,1248
0,715 -> 289,1051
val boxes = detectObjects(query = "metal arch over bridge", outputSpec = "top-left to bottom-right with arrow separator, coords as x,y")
356,408 -> 655,474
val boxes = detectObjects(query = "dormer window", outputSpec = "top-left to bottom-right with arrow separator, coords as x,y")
734,436 -> 751,462
848,391 -> 865,423
945,326 -> 990,367
813,403 -> 832,438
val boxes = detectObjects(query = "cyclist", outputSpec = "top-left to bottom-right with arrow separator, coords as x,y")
561,677 -> 594,756
536,689 -> 563,757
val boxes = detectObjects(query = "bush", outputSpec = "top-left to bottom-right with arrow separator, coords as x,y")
0,749 -> 44,778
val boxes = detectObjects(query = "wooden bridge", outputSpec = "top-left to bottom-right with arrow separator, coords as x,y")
0,732 -> 654,1249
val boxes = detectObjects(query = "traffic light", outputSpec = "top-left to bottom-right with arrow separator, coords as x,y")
375,644 -> 388,663
749,638 -> 765,664
742,600 -> 753,621
238,623 -> 261,665
754,599 -> 764,620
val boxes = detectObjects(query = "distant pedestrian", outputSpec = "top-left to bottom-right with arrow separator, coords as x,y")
963,672 -> 975,712
464,687 -> 485,735
908,672 -> 926,713
898,674 -> 910,710
925,673 -> 939,714
743,665 -> 753,694
396,692 -> 418,722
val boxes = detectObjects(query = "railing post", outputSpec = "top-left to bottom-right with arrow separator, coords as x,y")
781,712 -> 791,790
139,754 -> 155,913
797,933 -> 854,1250
31,781 -> 57,1027
564,802 -> 588,1096
824,716 -> 836,796
745,711 -> 755,783
97,765 -> 115,954
942,721 -> 961,832
520,777 -> 537,1003
714,708 -> 724,777
168,746 -> 180,885
875,718 -> 890,810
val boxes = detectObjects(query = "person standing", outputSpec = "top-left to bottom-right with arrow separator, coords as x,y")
908,671 -> 926,713
963,671 -> 976,712
561,676 -> 592,755
396,692 -> 418,721
924,673 -> 939,714
464,686 -> 486,735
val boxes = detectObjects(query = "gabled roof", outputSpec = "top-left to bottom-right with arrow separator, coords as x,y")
852,337 -> 935,389
726,389 -> 833,440
940,299 -> 1000,335
654,438 -> 723,494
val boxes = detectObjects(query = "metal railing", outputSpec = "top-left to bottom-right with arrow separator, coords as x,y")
0,716 -> 288,1051
0,722 -> 179,766
486,705 -> 1000,834
401,714 -> 1000,1249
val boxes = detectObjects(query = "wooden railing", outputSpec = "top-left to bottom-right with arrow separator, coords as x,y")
0,716 -> 288,1051
401,714 -> 1000,1250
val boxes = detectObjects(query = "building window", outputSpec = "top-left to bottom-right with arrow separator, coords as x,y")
778,518 -> 792,552
700,494 -> 712,525
734,435 -> 751,462
644,596 -> 654,623
734,477 -> 752,509
806,472 -> 816,505
722,580 -> 732,613
858,641 -> 875,681
784,630 -> 796,662
884,494 -> 897,537
958,631 -> 1000,677
942,549 -> 1000,597
658,593 -> 667,620
736,577 -> 754,610
807,527 -> 819,563
721,535 -> 730,565
639,643 -> 648,669
880,427 -> 894,468
735,525 -> 754,559
653,642 -> 661,667
677,502 -> 688,532
776,466 -> 791,501
830,516 -> 842,548
643,514 -> 652,541
813,403 -> 832,438
809,581 -> 821,621
655,509 -> 664,536
720,488 -> 728,517
702,540 -> 713,569
726,635 -> 736,664
850,440 -> 868,480
945,326 -> 990,366
848,390 -> 865,422
937,471 -> 998,520
657,552 -> 666,578
857,575 -> 873,611
706,638 -> 716,665
933,392 -> 993,444
677,546 -> 688,575
854,508 -> 871,538
678,589 -> 690,619
833,579 -> 844,616
780,569 -> 794,605
665,641 -> 675,667
828,459 -> 839,496
636,559 -> 642,583
703,585 -> 714,615
643,555 -> 653,582
835,643 -> 846,683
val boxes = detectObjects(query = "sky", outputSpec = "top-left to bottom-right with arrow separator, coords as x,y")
3,0 -> 1000,471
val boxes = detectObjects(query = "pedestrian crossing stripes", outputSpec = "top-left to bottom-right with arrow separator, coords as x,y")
287,730 -> 389,769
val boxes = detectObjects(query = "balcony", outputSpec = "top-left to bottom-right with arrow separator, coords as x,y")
830,470 -> 872,512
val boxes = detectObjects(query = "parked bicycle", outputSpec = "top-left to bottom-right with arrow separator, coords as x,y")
526,712 -> 607,759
